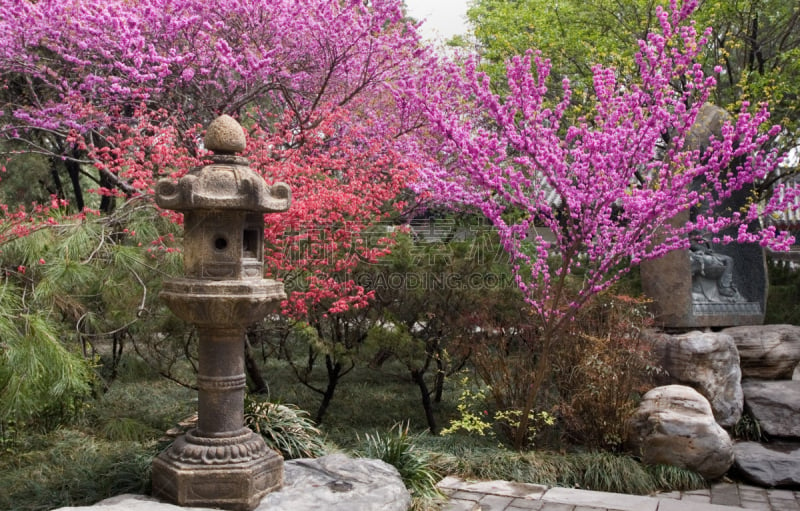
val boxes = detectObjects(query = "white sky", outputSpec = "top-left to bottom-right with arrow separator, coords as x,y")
404,0 -> 471,42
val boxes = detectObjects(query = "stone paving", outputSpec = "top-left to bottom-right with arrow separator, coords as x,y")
438,477 -> 800,511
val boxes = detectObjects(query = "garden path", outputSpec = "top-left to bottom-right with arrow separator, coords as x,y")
439,476 -> 800,511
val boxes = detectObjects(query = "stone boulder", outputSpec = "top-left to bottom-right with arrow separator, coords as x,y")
53,454 -> 411,511
733,442 -> 800,487
627,385 -> 734,480
53,495 -> 206,511
653,330 -> 742,427
742,380 -> 800,438
723,324 -> 800,379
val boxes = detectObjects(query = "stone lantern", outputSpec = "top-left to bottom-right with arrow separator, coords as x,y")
151,115 -> 291,511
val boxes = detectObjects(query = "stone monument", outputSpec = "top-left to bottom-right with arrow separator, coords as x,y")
641,104 -> 767,328
151,115 -> 291,510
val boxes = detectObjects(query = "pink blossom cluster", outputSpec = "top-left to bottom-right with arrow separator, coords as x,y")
0,0 -> 422,138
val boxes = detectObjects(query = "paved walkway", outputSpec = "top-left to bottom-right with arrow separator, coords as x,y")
438,477 -> 800,511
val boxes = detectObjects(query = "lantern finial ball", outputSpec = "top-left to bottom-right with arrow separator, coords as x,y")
205,115 -> 246,154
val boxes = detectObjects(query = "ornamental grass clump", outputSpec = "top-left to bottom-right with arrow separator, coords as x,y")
244,396 -> 327,460
358,422 -> 442,504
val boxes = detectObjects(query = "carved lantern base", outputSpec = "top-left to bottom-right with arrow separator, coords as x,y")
152,428 -> 283,511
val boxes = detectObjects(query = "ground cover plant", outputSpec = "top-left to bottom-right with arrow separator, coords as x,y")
1,347 -> 708,511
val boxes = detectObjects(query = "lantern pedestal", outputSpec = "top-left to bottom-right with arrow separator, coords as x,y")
152,430 -> 283,511
151,279 -> 286,510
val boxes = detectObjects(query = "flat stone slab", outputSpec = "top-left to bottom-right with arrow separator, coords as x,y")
258,454 -> 410,511
53,495 -> 208,511
657,499 -> 749,511
52,455 -> 409,511
543,487 -> 658,511
734,441 -> 800,487
741,381 -> 800,437
438,476 -> 548,499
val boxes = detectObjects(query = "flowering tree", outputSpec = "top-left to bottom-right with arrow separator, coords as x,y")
77,101 -> 415,420
0,0 -> 422,210
252,104 -> 415,420
0,0 -> 429,424
408,0 -> 799,447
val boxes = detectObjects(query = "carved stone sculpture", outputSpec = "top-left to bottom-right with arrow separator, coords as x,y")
689,232 -> 744,303
150,115 -> 291,511
640,104 -> 767,328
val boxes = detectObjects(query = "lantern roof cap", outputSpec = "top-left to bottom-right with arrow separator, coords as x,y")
205,115 -> 246,154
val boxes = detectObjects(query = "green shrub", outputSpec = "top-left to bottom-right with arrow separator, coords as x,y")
244,396 -> 327,459
440,375 -> 556,448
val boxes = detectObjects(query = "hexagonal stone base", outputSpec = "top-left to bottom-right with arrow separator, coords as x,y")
152,444 -> 283,511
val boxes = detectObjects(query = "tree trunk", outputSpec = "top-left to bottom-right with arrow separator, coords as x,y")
411,369 -> 438,434
66,158 -> 84,211
434,351 -> 445,403
512,345 -> 551,450
315,355 -> 341,423
50,158 -> 65,200
245,338 -> 269,394
99,169 -> 116,214
110,331 -> 125,382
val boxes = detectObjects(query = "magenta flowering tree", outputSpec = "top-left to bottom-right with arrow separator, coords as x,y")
0,0 -> 435,422
0,0 -> 423,211
408,0 -> 799,447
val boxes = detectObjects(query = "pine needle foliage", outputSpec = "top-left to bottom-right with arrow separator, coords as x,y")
0,277 -> 91,427
0,200 -> 182,431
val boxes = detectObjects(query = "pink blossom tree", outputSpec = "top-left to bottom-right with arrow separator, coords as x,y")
0,0 -> 428,311
0,0 -> 430,422
406,0 -> 799,447
0,0 -> 423,211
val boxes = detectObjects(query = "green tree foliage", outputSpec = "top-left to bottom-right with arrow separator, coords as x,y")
361,219 -> 521,434
465,0 -> 657,92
